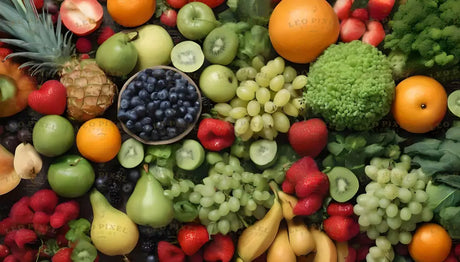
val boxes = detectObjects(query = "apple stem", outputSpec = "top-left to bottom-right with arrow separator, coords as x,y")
70,157 -> 82,166
126,31 -> 139,42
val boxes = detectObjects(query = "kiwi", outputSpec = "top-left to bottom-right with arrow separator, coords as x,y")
249,139 -> 278,169
448,90 -> 460,118
171,41 -> 205,73
175,139 -> 205,171
117,138 -> 144,168
326,166 -> 359,203
203,27 -> 239,65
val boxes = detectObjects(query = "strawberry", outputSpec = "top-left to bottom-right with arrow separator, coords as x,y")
455,243 -> 460,258
197,118 -> 235,151
285,157 -> 319,184
9,197 -> 34,225
75,37 -> 92,53
157,241 -> 186,262
333,0 -> 353,21
13,229 -> 37,248
177,223 -> 209,256
345,246 -> 357,262
0,47 -> 13,58
326,202 -> 355,217
444,250 -> 458,262
33,0 -> 44,10
166,0 -> 189,9
50,201 -> 80,229
187,249 -> 203,262
350,8 -> 369,21
323,215 -> 360,242
367,0 -> 395,20
295,171 -> 329,198
3,255 -> 18,262
293,193 -> 324,216
288,118 -> 328,158
281,179 -> 295,194
51,247 -> 73,262
203,234 -> 235,262
28,80 -> 67,115
97,26 -> 115,45
340,18 -> 366,43
362,20 -> 385,47
0,244 -> 10,258
30,189 -> 59,214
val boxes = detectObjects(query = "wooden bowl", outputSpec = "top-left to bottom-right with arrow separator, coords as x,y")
117,66 -> 202,145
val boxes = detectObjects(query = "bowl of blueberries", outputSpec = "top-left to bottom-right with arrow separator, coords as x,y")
117,66 -> 202,145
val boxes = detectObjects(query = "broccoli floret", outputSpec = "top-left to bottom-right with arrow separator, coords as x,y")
303,41 -> 395,132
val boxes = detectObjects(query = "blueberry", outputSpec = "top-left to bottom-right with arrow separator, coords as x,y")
144,68 -> 153,76
194,100 -> 201,107
122,88 -> 134,98
166,127 -> 177,137
126,120 -> 135,129
139,89 -> 150,100
130,96 -> 143,107
178,107 -> 186,116
183,101 -> 191,108
165,108 -> 176,118
178,93 -> 185,100
169,92 -> 178,103
134,122 -> 143,133
134,105 -> 146,118
152,69 -> 165,78
160,101 -> 171,109
142,125 -> 153,133
95,176 -> 109,193
152,100 -> 161,109
151,129 -> 159,140
117,110 -> 129,122
158,89 -> 168,100
128,169 -> 140,182
184,113 -> 194,123
146,254 -> 157,262
155,121 -> 165,130
147,102 -> 156,114
146,83 -> 155,93
127,110 -> 138,121
176,118 -> 187,128
141,117 -> 152,125
154,109 -> 164,119
166,69 -> 175,78
159,129 -> 167,136
126,82 -> 136,92
137,72 -> 148,82
139,131 -> 150,141
187,84 -> 196,93
187,91 -> 198,101
177,99 -> 183,106
134,80 -> 143,90
173,72 -> 182,79
147,76 -> 157,84
157,79 -> 166,89
120,99 -> 130,109
175,79 -> 187,88
150,92 -> 158,100
122,182 -> 134,194
187,107 -> 197,116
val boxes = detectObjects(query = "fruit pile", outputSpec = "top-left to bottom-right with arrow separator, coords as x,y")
0,0 -> 459,261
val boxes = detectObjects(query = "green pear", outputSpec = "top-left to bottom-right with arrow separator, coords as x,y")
131,25 -> 174,71
126,167 -> 174,228
89,189 -> 139,256
95,31 -> 138,76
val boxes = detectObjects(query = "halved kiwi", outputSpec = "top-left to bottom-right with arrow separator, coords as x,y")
117,138 -> 144,168
175,139 -> 205,171
448,90 -> 460,118
171,41 -> 205,73
249,139 -> 278,169
203,27 -> 239,65
326,166 -> 359,203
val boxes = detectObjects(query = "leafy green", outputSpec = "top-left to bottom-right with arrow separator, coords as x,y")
71,240 -> 98,262
65,219 -> 98,262
173,201 -> 199,222
65,219 -> 91,243
425,181 -> 460,213
434,174 -> 460,189
219,0 -> 272,26
439,206 -> 460,239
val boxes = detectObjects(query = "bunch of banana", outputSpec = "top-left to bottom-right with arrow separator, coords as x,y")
236,182 -> 338,262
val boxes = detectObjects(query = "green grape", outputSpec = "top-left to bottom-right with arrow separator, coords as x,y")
387,216 -> 402,230
421,207 -> 433,221
214,191 -> 226,204
414,180 -> 426,190
217,219 -> 230,235
241,172 -> 253,183
260,64 -> 277,79
253,205 -> 267,220
272,112 -> 290,133
228,197 -> 240,212
189,191 -> 201,204
230,97 -> 249,108
408,201 -> 423,215
242,80 -> 260,93
247,100 -> 261,116
179,180 -> 190,193
271,57 -> 285,75
236,86 -> 256,101
223,165 -> 233,176
260,191 -> 271,201
374,189 -> 385,199
163,189 -> 173,199
386,229 -> 400,245
282,102 -> 299,117
219,202 -> 230,217
217,177 -> 231,190
201,184 -> 215,197
269,75 -> 285,92
200,197 -> 215,207
357,194 -> 370,207
358,214 -> 371,227
171,183 -> 181,197
207,222 -> 218,235
214,162 -> 226,173
377,169 -> 391,184
264,101 -> 278,114
292,75 -> 308,90
379,198 -> 391,209
230,215 -> 242,232
401,172 -> 417,188
367,195 -> 380,209
253,190 -> 264,201
223,116 -> 235,124
291,97 -> 305,110
236,67 -> 250,81
256,87 -> 271,104
214,103 -> 232,117
250,115 -> 264,132
228,156 -> 241,170
252,55 -> 265,71
263,195 -> 274,208
366,227 -> 380,240
366,182 -> 382,193
365,165 -> 379,180
384,184 -> 399,200
199,207 -> 210,221
283,66 -> 297,83
273,89 -> 291,107
376,236 -> 392,250
260,113 -> 274,128
376,220 -> 389,233
368,213 -> 383,225
414,190 -> 428,203
399,231 -> 412,245
369,246 -> 384,259
401,221 -> 417,232
229,106 -> 248,119
398,187 -> 412,203
208,209 -> 221,221
386,203 -> 399,218
284,83 -> 300,99
255,72 -> 270,87
259,127 -> 277,140
232,188 -> 243,198
253,176 -> 268,190
399,207 -> 412,221
354,204 -> 365,216
246,199 -> 258,211
234,117 -> 250,135
240,192 -> 250,206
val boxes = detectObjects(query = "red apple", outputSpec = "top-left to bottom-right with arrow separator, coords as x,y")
60,0 -> 103,36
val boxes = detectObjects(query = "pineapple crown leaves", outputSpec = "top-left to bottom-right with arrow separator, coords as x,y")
0,0 -> 75,77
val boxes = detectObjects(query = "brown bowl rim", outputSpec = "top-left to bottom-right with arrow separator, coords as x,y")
117,65 -> 202,145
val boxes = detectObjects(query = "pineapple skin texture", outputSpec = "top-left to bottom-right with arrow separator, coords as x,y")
60,59 -> 117,122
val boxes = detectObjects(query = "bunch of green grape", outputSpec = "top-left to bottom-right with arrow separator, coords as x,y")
213,56 -> 306,141
354,155 -> 434,261
186,153 -> 276,235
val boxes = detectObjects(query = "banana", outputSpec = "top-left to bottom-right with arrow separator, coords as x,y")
277,190 -> 298,220
287,217 -> 316,256
236,182 -> 284,262
267,224 -> 296,262
310,227 -> 337,262
336,241 -> 350,262
13,143 -> 42,179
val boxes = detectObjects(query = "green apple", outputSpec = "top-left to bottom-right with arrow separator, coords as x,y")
199,64 -> 238,102
32,115 -> 75,157
48,155 -> 95,198
132,25 -> 174,71
176,2 -> 219,40
96,31 -> 138,76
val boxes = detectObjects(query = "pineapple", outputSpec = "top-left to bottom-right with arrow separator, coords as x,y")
0,0 -> 117,122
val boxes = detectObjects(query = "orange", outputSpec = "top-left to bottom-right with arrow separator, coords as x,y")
107,0 -> 156,27
392,75 -> 447,133
408,223 -> 452,262
268,0 -> 340,64
76,118 -> 121,163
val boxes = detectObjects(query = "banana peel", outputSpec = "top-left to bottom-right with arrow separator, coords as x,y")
278,190 -> 298,220
287,217 -> 316,256
267,224 -> 297,262
13,142 -> 42,179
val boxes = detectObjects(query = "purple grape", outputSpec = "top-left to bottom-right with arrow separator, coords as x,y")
5,121 -> 19,133
1,135 -> 19,152
17,128 -> 32,143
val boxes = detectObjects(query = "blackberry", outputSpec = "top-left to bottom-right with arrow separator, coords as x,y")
106,191 -> 122,207
140,239 -> 157,254
122,182 -> 134,194
138,225 -> 167,240
201,96 -> 215,113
